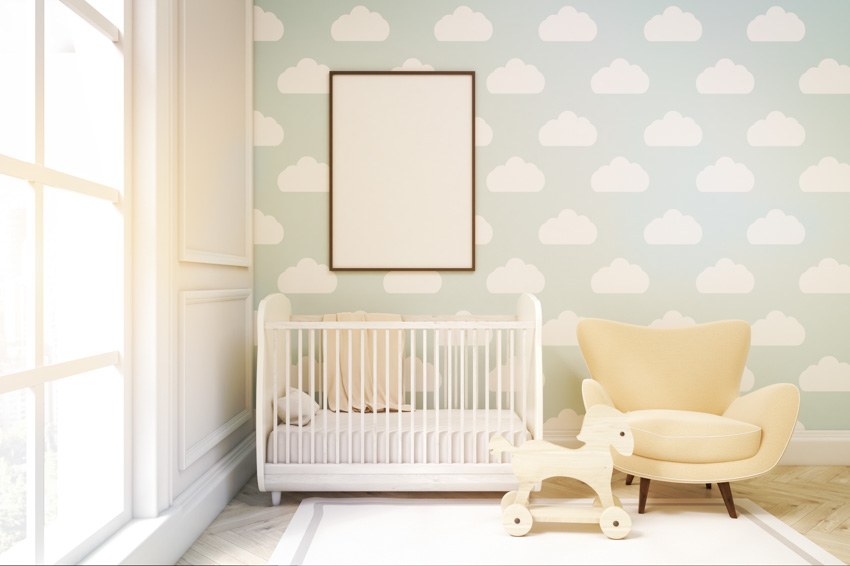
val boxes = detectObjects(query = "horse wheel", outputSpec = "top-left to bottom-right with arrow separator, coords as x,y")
593,495 -> 622,508
501,491 -> 519,511
600,506 -> 631,540
503,503 -> 533,537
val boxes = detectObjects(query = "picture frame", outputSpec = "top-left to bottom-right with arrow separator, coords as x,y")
329,71 -> 475,271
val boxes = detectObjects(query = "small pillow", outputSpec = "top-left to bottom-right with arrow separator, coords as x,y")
277,388 -> 320,425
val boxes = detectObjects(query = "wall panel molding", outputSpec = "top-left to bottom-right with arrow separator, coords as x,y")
178,288 -> 253,471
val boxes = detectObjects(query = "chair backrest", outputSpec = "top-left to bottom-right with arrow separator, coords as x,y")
576,318 -> 751,414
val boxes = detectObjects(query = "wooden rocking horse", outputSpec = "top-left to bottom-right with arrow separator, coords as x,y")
489,404 -> 634,539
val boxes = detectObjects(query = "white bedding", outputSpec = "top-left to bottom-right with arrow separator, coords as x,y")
267,409 -> 528,465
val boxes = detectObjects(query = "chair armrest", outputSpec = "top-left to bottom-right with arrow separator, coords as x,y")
582,379 -> 615,410
723,383 -> 800,465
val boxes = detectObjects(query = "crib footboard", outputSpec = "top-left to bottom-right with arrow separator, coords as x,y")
256,293 -> 544,495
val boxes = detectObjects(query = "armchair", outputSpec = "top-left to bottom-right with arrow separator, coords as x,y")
576,318 -> 799,518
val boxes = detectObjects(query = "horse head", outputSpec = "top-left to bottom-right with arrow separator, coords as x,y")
576,404 -> 634,457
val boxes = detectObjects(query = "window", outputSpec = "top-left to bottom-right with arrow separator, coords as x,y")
0,1 -> 128,563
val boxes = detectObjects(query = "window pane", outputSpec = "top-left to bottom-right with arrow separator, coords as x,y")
44,366 -> 123,563
44,0 -> 123,189
0,389 -> 32,564
0,176 -> 35,376
43,186 -> 122,365
0,0 -> 35,162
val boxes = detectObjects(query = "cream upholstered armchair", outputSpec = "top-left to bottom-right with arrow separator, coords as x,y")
576,318 -> 799,518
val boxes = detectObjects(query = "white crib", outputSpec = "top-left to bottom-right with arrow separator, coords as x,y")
256,293 -> 543,504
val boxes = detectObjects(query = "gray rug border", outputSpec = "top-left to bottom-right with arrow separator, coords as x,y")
284,498 -> 829,566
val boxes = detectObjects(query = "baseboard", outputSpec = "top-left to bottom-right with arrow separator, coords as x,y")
544,430 -> 850,465
81,434 -> 256,565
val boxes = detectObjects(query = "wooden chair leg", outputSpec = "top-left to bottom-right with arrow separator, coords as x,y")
638,477 -> 650,514
625,474 -> 634,485
717,482 -> 738,518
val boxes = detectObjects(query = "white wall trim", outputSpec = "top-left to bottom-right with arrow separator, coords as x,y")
544,430 -> 850,465
177,0 -> 252,267
80,434 -> 256,566
178,289 -> 253,470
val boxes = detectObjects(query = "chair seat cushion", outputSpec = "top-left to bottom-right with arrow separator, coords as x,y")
628,409 -> 762,464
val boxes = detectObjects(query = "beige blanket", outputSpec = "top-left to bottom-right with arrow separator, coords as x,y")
322,313 -> 410,413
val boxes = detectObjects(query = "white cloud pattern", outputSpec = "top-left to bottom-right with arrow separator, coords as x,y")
799,157 -> 850,192
278,58 -> 330,93
747,111 -> 805,146
278,258 -> 338,294
544,409 -> 584,432
591,157 -> 649,192
539,7 -> 597,42
696,59 -> 754,94
799,59 -> 850,94
383,272 -> 442,294
434,6 -> 492,41
650,311 -> 696,328
697,157 -> 754,192
253,209 -> 284,245
476,215 -> 493,245
539,111 -> 597,146
487,58 -> 545,94
393,58 -> 434,71
475,117 -> 493,146
254,111 -> 284,146
591,259 -> 649,294
487,157 -> 545,192
278,157 -> 328,192
486,258 -> 545,294
799,259 -> 850,293
331,6 -> 389,41
254,6 -> 284,41
751,311 -> 805,346
799,357 -> 850,392
644,7 -> 702,41
539,210 -> 597,245
747,209 -> 805,245
543,310 -> 582,346
644,210 -> 702,245
591,59 -> 649,94
644,111 -> 702,146
696,259 -> 754,294
747,7 -> 805,42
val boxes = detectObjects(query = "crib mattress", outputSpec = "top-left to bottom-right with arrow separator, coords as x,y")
266,409 -> 529,465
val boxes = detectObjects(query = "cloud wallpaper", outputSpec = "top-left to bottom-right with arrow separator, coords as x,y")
252,1 -> 850,431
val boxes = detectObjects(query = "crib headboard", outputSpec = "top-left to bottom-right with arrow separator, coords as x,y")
256,293 -> 292,492
516,293 -> 543,441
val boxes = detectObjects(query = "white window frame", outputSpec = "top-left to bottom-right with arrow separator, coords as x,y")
0,1 -> 132,563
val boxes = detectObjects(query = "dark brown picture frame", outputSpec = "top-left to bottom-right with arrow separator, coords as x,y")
329,71 -> 475,271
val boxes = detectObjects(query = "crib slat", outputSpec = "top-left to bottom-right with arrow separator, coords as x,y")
348,329 -> 353,465
459,329 -> 465,464
522,329 -> 528,441
446,330 -> 452,464
322,329 -> 328,464
397,330 -> 403,463
360,330 -> 365,464
385,330 -> 390,464
309,329 -> 315,464
434,328 -> 440,464
410,329 -> 416,464
273,330 -> 279,465
484,329 -> 490,463
509,329 -> 515,446
298,329 -> 303,464
372,332 -> 378,462
497,329 -> 502,463
472,328 -> 478,464
422,329 -> 428,464
335,329 -> 340,464
285,330 -> 291,465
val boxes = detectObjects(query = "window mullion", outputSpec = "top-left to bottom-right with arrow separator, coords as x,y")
33,1 -> 46,563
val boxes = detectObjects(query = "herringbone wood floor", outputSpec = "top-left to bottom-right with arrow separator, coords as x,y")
177,466 -> 850,565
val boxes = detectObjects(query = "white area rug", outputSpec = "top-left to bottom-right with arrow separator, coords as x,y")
269,497 -> 843,565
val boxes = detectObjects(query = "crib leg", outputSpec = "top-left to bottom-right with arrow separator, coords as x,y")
271,491 -> 282,506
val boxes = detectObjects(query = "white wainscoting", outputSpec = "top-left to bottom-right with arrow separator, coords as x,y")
178,0 -> 252,266
178,289 -> 253,471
